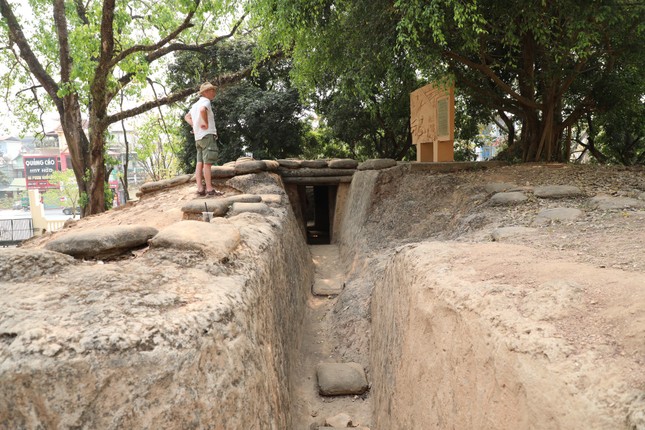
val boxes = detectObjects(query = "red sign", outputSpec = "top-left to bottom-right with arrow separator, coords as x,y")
23,156 -> 61,190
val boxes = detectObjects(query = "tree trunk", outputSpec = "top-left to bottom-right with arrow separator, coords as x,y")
87,120 -> 107,214
521,93 -> 565,163
58,96 -> 91,217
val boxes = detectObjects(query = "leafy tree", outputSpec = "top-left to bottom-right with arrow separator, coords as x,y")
249,0 -> 419,160
136,108 -> 183,181
42,169 -> 80,216
250,0 -> 644,163
395,0 -> 644,162
170,38 -> 308,173
0,169 -> 8,186
0,0 -> 248,215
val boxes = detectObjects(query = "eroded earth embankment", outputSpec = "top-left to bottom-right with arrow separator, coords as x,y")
334,163 -> 645,430
1,161 -> 644,430
0,173 -> 313,429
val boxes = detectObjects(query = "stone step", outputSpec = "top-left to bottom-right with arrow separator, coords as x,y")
316,362 -> 369,396
312,278 -> 344,296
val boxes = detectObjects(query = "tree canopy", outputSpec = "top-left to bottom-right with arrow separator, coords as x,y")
0,0 -> 247,214
168,38 -> 309,172
250,0 -> 645,163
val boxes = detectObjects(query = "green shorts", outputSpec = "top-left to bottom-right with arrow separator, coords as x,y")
195,134 -> 219,164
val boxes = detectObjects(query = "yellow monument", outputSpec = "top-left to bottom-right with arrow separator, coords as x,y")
410,82 -> 455,162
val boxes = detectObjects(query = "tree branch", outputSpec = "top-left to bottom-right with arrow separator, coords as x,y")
443,50 -> 542,110
106,47 -> 284,127
108,0 -> 202,68
0,0 -> 61,107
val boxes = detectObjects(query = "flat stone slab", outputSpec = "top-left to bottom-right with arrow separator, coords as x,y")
262,160 -> 280,171
316,362 -> 368,396
534,207 -> 583,224
588,195 -> 645,210
357,158 -> 397,171
534,185 -> 583,198
228,202 -> 270,216
210,165 -> 236,178
260,194 -> 282,204
44,225 -> 159,258
491,226 -> 537,241
181,194 -> 263,215
278,168 -> 356,177
489,191 -> 528,205
235,160 -> 267,175
277,159 -> 302,168
139,175 -> 192,193
301,160 -> 328,168
149,220 -> 240,259
329,158 -> 359,169
312,278 -> 344,296
484,182 -> 517,194
319,427 -> 370,430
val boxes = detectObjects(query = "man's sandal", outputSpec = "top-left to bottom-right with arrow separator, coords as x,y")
197,189 -> 206,196
206,190 -> 224,196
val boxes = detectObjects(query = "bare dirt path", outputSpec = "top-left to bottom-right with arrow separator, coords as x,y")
290,245 -> 372,430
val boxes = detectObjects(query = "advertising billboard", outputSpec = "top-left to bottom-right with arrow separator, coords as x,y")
23,156 -> 61,190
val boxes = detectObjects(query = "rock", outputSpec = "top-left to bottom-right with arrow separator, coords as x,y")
228,202 -> 271,216
149,220 -> 240,259
279,168 -> 356,178
211,165 -> 236,178
277,159 -> 302,169
325,412 -> 353,427
533,208 -> 583,225
534,185 -> 583,198
491,226 -> 537,241
0,248 -> 75,282
484,182 -> 516,194
318,428 -> 370,430
301,160 -> 328,168
589,195 -> 645,210
312,279 -> 344,296
139,174 -> 192,194
181,194 -> 263,215
357,159 -> 397,171
263,160 -> 280,171
489,191 -> 528,205
316,362 -> 368,396
329,159 -> 359,169
235,160 -> 267,175
44,225 -> 159,258
260,194 -> 283,205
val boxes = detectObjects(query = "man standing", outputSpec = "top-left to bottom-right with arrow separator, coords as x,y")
184,82 -> 223,196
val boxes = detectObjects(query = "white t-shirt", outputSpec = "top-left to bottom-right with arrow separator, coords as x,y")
190,96 -> 217,141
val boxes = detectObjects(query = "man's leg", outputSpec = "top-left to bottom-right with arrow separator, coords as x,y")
195,161 -> 204,192
204,163 -> 213,192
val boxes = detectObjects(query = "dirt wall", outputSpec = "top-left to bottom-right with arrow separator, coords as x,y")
370,242 -> 645,429
0,175 -> 314,429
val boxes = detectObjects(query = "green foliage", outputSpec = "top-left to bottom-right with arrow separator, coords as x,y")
136,109 -> 182,180
1,0 -> 246,214
170,38 -> 310,172
394,0 -> 645,162
249,0 -> 644,163
248,0 -> 420,160
42,169 -> 81,215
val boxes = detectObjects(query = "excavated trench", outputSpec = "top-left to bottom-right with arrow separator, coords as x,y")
2,163 -> 643,429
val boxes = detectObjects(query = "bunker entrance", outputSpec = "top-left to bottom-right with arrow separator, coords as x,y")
303,185 -> 336,245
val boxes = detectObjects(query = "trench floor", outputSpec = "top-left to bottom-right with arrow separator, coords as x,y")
290,244 -> 372,429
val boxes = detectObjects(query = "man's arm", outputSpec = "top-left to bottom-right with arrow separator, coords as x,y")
199,106 -> 209,129
184,112 -> 193,126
